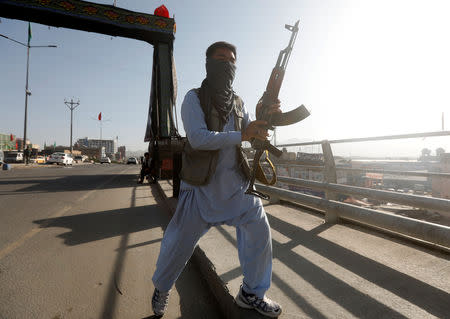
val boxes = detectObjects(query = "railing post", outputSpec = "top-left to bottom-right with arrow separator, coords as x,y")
322,140 -> 339,223
269,162 -> 280,204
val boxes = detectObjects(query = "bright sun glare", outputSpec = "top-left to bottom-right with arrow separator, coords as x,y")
277,0 -> 450,157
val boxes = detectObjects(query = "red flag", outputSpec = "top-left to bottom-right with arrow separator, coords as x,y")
10,134 -> 14,141
98,112 -> 102,121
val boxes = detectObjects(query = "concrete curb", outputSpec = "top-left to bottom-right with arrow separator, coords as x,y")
2,162 -> 94,169
154,181 -> 265,319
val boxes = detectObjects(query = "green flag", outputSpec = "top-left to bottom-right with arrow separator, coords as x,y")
28,22 -> 32,46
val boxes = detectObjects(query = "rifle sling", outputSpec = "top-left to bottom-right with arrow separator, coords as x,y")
255,150 -> 277,186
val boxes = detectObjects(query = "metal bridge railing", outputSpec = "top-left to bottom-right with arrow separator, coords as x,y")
272,163 -> 450,179
274,175 -> 450,213
256,183 -> 450,249
277,130 -> 450,147
252,130 -> 450,250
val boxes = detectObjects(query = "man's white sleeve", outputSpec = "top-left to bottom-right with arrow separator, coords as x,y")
181,90 -> 242,150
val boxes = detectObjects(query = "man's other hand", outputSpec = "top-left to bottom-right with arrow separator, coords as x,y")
242,120 -> 269,142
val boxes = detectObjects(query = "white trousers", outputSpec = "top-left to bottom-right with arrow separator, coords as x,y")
152,192 -> 273,298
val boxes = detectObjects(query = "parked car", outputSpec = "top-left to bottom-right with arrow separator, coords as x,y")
100,157 -> 111,164
74,155 -> 88,163
47,152 -> 73,165
127,157 -> 138,164
30,155 -> 46,164
4,151 -> 24,163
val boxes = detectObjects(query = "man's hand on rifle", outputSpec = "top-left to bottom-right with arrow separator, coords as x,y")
242,120 -> 269,142
243,99 -> 282,142
256,98 -> 282,120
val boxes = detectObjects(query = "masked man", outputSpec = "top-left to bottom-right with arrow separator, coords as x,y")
151,41 -> 282,318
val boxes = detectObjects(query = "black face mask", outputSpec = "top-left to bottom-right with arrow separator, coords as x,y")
200,58 -> 237,124
205,58 -> 236,92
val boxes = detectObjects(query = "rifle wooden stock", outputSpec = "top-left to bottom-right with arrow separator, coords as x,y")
265,67 -> 285,100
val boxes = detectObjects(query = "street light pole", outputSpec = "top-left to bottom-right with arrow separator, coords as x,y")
65,99 -> 80,153
23,44 -> 30,152
0,25 -> 57,152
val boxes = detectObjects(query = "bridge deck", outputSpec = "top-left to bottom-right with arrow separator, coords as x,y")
157,180 -> 450,319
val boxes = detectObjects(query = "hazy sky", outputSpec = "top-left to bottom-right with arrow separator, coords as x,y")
1,0 -> 449,157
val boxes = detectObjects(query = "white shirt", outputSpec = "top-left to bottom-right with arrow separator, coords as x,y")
179,90 -> 262,223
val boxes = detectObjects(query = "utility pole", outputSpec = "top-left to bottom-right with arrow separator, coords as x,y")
24,42 -> 31,151
0,24 -> 57,151
65,98 -> 80,153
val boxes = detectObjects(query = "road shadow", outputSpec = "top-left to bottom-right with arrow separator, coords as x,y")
0,173 -> 140,195
268,213 -> 450,318
35,182 -> 224,319
214,211 -> 450,319
33,204 -> 166,246
174,259 -> 225,319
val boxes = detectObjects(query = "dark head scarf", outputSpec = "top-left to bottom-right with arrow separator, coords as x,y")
199,58 -> 236,124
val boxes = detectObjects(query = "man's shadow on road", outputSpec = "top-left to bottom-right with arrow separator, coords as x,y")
33,204 -> 167,246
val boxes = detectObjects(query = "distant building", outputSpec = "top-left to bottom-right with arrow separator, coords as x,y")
42,146 -> 81,156
76,137 -> 117,154
16,138 -> 32,151
351,159 -> 433,192
118,146 -> 126,161
280,148 -> 296,161
0,133 -> 16,150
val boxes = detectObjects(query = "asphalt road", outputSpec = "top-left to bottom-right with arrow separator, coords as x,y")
0,164 -> 222,319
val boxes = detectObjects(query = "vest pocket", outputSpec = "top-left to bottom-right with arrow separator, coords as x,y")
180,142 -> 219,185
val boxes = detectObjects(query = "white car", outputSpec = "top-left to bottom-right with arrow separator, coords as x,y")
47,152 -> 73,165
100,157 -> 111,164
127,157 -> 138,164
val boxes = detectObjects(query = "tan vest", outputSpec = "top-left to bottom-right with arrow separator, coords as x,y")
180,90 -> 251,185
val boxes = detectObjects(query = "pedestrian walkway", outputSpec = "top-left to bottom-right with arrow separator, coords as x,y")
157,179 -> 450,319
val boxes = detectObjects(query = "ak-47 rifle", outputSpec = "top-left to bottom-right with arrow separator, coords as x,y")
245,20 -> 310,200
